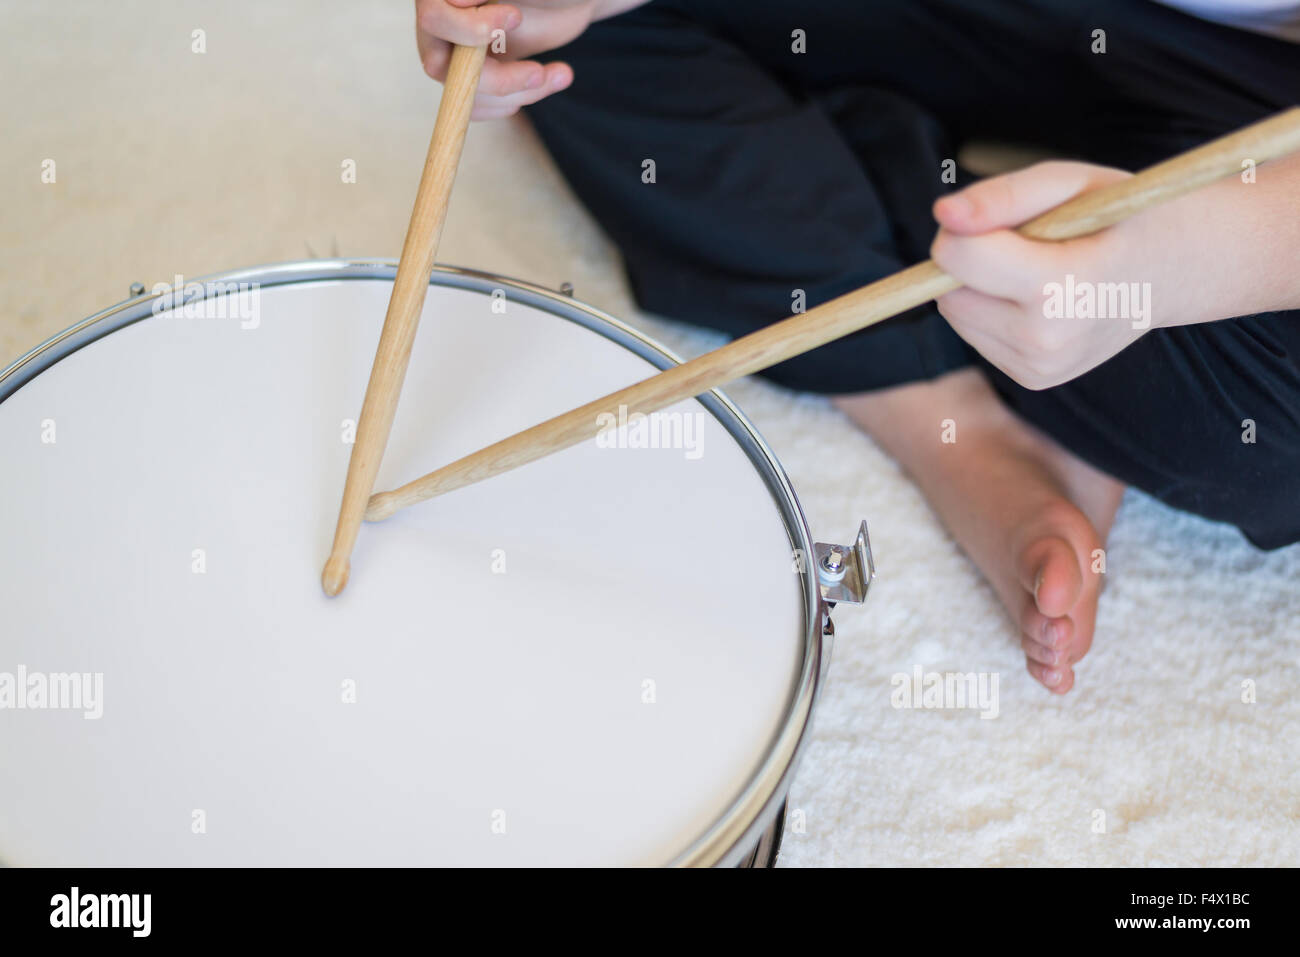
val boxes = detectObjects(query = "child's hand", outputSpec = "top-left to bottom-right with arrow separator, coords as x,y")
931,161 -> 1167,390
414,0 -> 644,120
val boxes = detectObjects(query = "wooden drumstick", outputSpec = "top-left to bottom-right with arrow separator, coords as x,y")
321,41 -> 489,596
366,107 -> 1300,523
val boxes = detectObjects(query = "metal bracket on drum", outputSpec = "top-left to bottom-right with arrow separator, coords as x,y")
813,520 -> 875,606
812,521 -> 875,690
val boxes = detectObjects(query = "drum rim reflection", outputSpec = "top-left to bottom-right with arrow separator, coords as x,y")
0,260 -> 825,868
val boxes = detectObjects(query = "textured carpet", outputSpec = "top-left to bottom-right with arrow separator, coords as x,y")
3,0 -> 1297,866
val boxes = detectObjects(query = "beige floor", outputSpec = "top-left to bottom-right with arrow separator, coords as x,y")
4,1 -> 1298,866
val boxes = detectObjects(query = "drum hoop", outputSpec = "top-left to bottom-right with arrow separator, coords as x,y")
0,259 -> 826,868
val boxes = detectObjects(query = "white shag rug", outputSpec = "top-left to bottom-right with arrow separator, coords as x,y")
3,0 -> 1297,866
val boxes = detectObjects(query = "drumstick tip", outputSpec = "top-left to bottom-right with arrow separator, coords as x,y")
364,491 -> 399,522
321,555 -> 350,597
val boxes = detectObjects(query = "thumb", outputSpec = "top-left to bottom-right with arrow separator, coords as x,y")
933,160 -> 1130,235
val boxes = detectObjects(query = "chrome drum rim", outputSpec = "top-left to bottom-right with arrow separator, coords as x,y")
0,260 -> 826,867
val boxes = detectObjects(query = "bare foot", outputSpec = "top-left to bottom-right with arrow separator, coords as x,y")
834,368 -> 1125,694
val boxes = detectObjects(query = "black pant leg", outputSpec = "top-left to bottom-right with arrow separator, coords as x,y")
1064,0 -> 1300,167
658,0 -> 1094,147
676,0 -> 1299,166
526,3 -> 971,392
988,314 -> 1300,549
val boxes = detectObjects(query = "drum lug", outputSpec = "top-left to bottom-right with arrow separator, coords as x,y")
818,611 -> 836,688
812,520 -> 875,605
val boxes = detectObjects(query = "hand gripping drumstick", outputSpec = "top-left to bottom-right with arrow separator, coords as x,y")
366,107 -> 1300,524
321,41 -> 489,597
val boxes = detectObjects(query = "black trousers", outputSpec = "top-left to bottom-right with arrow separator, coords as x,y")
527,0 -> 1300,549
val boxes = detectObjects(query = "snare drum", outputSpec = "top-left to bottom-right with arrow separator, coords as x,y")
0,262 -> 872,867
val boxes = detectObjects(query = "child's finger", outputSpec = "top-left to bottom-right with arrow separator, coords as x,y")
476,58 -> 547,97
934,160 -> 1129,236
470,62 -> 572,119
932,227 -> 1067,302
935,286 -> 1029,352
935,289 -> 1068,390
416,0 -> 522,48
418,35 -> 452,80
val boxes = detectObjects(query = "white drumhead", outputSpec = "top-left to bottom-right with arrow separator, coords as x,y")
0,272 -> 807,866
